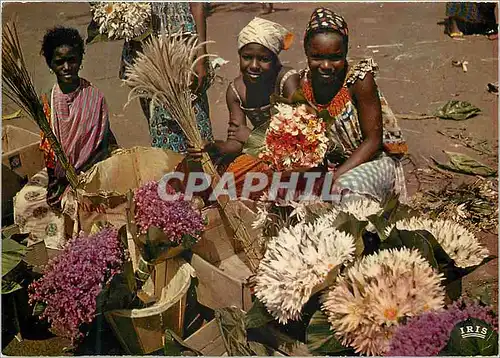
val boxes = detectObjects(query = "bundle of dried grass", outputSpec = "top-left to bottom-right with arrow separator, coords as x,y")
411,178 -> 498,233
2,21 -> 79,189
123,32 -> 261,271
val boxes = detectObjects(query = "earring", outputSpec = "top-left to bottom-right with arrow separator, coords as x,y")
49,69 -> 54,74
79,64 -> 83,70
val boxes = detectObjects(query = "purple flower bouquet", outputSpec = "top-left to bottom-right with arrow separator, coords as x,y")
132,181 -> 205,264
28,227 -> 127,342
387,297 -> 498,356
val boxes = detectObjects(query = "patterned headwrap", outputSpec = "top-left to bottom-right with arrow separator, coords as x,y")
304,7 -> 349,51
238,17 -> 294,55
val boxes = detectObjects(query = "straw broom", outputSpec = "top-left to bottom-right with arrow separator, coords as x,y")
123,32 -> 261,271
2,21 -> 79,189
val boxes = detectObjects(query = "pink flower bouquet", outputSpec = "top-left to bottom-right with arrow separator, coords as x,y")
28,227 -> 126,342
132,181 -> 205,264
259,103 -> 329,171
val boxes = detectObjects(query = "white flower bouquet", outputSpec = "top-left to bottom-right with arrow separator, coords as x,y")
90,2 -> 151,42
245,195 -> 494,356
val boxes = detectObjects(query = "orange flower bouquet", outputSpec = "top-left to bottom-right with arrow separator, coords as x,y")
259,103 -> 329,171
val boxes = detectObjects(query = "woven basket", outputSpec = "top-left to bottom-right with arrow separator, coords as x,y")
76,146 -> 183,233
105,259 -> 194,354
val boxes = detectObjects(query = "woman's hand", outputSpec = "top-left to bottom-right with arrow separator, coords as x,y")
227,120 -> 251,144
191,58 -> 209,94
186,140 -> 212,162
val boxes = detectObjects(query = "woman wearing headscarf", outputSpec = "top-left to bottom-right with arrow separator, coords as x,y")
187,17 -> 299,200
293,8 -> 408,204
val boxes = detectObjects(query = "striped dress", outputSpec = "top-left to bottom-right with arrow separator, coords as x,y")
15,78 -> 113,250
41,78 -> 114,175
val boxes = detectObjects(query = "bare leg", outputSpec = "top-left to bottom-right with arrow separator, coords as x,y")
260,3 -> 275,15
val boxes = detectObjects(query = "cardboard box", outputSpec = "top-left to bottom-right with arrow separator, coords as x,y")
2,125 -> 45,224
184,319 -> 226,355
2,125 -> 44,180
191,253 -> 253,311
77,146 -> 184,233
192,199 -> 263,268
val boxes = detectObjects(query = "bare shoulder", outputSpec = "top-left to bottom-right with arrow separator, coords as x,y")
282,71 -> 301,98
350,71 -> 378,100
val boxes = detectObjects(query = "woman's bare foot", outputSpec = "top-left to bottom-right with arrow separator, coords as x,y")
446,17 -> 464,38
486,29 -> 498,40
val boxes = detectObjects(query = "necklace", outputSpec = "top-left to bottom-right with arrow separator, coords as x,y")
301,68 -> 352,118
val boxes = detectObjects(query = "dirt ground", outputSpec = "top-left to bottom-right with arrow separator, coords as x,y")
2,1 -> 498,355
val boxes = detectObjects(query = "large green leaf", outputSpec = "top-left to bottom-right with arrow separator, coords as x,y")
245,299 -> 274,329
433,152 -> 497,177
215,307 -> 253,356
1,280 -> 22,294
434,100 -> 481,120
242,122 -> 269,158
33,301 -> 47,316
181,233 -> 199,250
367,213 -> 390,242
86,18 -> 152,45
399,229 -> 439,268
306,310 -> 352,355
379,193 -> 418,225
442,255 -> 497,287
380,228 -> 440,268
333,212 -> 367,257
2,238 -> 28,277
382,229 -> 439,269
440,318 -> 498,356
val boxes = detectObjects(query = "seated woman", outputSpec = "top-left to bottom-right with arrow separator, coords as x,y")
295,8 -> 407,204
14,27 -> 117,250
195,17 -> 299,199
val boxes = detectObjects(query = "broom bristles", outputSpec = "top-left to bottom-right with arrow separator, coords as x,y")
123,31 -> 262,271
2,21 -> 79,189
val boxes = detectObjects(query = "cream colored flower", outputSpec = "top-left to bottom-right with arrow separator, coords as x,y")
322,248 -> 445,356
341,198 -> 383,222
91,2 -> 151,42
255,221 -> 355,324
286,195 -> 323,221
252,206 -> 270,229
394,217 -> 490,268
309,197 -> 382,233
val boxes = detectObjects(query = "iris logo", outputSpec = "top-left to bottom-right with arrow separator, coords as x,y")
459,325 -> 489,339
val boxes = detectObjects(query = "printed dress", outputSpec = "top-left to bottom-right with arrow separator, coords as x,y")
300,58 -> 408,204
120,2 -> 213,153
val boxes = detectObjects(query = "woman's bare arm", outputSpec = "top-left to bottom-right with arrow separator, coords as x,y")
331,72 -> 383,180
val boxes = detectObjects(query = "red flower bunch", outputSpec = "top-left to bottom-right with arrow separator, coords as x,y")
259,103 -> 329,171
